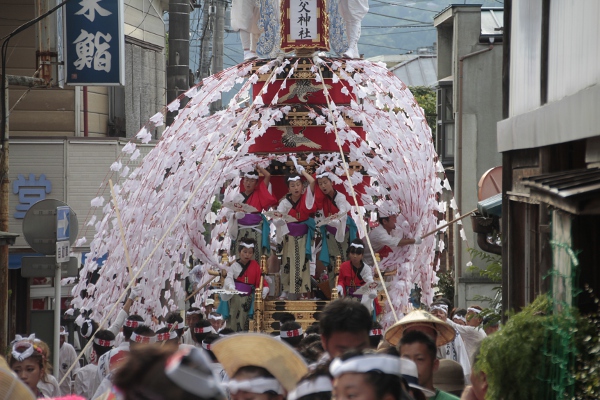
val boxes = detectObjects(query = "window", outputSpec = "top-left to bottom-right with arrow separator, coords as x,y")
436,81 -> 454,164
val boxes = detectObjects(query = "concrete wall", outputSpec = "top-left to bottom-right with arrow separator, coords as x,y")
436,5 -> 503,308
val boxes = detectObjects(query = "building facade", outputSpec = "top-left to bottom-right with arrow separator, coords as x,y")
498,0 -> 600,312
1,0 -> 167,347
434,5 -> 504,307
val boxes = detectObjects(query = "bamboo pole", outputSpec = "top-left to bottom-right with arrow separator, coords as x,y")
109,179 -> 134,280
421,208 -> 477,238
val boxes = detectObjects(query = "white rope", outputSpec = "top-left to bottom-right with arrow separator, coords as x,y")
313,58 -> 398,322
60,63 -> 280,385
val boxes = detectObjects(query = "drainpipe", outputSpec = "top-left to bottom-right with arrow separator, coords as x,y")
83,86 -> 88,137
456,41 -> 494,299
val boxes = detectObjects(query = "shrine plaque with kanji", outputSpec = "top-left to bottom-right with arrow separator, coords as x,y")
281,0 -> 329,52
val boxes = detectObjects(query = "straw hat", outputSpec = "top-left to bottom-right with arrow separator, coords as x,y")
384,309 -> 456,347
433,359 -> 465,394
211,333 -> 308,392
0,356 -> 36,400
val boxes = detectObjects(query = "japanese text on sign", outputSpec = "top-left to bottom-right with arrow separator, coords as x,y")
290,0 -> 318,40
65,0 -> 123,85
13,174 -> 52,219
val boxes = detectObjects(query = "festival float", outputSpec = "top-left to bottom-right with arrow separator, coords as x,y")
70,0 -> 451,333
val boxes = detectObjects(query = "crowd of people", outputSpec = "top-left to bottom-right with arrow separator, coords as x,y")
1,298 -> 494,400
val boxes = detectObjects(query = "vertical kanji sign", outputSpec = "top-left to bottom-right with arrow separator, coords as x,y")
64,0 -> 125,85
281,0 -> 329,52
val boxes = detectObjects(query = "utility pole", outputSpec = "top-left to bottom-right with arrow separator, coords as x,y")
198,0 -> 214,81
167,0 -> 191,126
210,0 -> 225,110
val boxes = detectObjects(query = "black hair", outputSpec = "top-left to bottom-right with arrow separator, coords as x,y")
124,315 -> 144,340
319,299 -> 371,339
166,311 -> 185,338
194,320 -> 214,344
93,330 -> 116,358
340,350 -> 409,400
380,346 -> 400,357
377,216 -> 390,225
218,328 -> 235,335
237,237 -> 257,254
299,341 -> 324,364
280,321 -> 304,348
305,324 -> 320,335
278,312 -> 296,325
155,327 -> 179,346
295,364 -> 332,400
369,321 -> 383,348
299,333 -> 321,348
436,297 -> 453,309
347,238 -> 365,255
187,307 -> 203,320
398,330 -> 437,361
202,333 -> 220,362
453,308 -> 467,318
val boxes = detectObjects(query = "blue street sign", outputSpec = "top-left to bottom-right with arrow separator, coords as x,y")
64,0 -> 125,85
57,206 -> 70,241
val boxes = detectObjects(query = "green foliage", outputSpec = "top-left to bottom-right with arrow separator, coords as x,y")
475,295 -> 554,400
466,248 -> 502,326
436,269 -> 455,303
408,86 -> 437,141
572,286 -> 600,399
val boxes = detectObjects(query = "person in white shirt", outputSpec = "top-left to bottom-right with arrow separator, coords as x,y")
58,326 -> 79,395
74,329 -> 115,398
182,307 -> 203,345
429,302 -> 472,384
362,205 -> 421,266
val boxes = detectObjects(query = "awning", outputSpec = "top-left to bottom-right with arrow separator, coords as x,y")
522,168 -> 600,215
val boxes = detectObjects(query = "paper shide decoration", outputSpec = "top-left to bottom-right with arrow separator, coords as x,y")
71,58 -> 455,329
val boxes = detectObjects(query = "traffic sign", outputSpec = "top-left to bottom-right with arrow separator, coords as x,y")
22,199 -> 78,255
21,256 -> 78,278
57,206 -> 70,241
56,240 -> 70,263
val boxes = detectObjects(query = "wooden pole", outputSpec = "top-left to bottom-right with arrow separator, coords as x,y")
108,179 -> 133,280
421,208 -> 477,238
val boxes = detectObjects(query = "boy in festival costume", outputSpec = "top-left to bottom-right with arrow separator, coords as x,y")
212,333 -> 308,400
58,326 -> 79,395
287,364 -> 333,400
336,239 -> 379,315
218,238 -> 269,331
74,329 -> 115,398
194,320 -> 217,346
182,307 -> 203,344
362,201 -> 421,266
97,314 -> 144,383
275,167 -> 316,300
280,321 -> 305,349
208,312 -> 226,333
228,167 -> 278,264
314,168 -> 357,282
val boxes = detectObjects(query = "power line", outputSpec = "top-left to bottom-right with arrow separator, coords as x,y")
360,28 -> 435,37
370,0 -> 441,12
367,11 -> 431,24
362,24 -> 433,29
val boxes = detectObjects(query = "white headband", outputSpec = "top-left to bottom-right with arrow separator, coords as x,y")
93,338 -> 115,347
350,243 -> 364,249
202,341 -> 212,351
208,314 -> 223,321
124,319 -> 141,328
60,327 -> 69,336
156,331 -> 179,341
165,347 -> 226,399
430,304 -> 449,314
287,176 -> 302,181
130,332 -> 157,344
467,307 -> 481,314
81,320 -> 93,338
11,342 -> 35,362
280,327 -> 303,338
11,334 -> 36,345
244,172 -> 259,179
453,315 -> 467,323
370,328 -> 383,336
239,242 -> 255,248
228,378 -> 284,395
168,322 -> 185,330
194,326 -> 216,334
330,355 -> 402,378
186,310 -> 203,316
288,376 -> 333,400
316,172 -> 331,179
